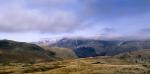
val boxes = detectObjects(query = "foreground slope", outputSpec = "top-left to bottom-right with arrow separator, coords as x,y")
0,40 -> 55,63
0,57 -> 149,74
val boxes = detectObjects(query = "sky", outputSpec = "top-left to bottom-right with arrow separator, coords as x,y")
0,0 -> 150,42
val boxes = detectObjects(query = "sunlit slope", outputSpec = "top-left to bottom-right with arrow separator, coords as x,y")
0,57 -> 149,74
41,46 -> 77,59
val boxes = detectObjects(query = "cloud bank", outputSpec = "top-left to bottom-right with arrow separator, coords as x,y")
0,0 -> 150,41
0,0 -> 82,33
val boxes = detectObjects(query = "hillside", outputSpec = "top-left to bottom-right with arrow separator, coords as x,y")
0,39 -> 149,74
0,56 -> 149,74
115,49 -> 150,64
41,46 -> 77,59
51,38 -> 150,57
0,40 -> 55,63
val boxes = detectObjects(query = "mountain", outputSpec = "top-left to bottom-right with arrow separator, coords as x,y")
51,38 -> 150,57
0,40 -> 55,63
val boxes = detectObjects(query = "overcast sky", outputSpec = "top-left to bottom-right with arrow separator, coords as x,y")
0,0 -> 150,42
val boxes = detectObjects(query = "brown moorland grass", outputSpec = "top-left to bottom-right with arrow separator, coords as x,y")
0,57 -> 149,74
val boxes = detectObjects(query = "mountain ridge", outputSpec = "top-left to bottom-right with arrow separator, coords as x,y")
0,39 -> 55,63
49,38 -> 150,57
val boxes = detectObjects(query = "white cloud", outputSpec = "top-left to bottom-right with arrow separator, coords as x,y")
0,0 -> 80,33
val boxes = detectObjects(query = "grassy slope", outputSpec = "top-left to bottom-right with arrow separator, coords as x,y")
0,40 -> 55,63
0,57 -> 149,74
41,46 -> 77,59
115,49 -> 150,64
0,40 -> 149,74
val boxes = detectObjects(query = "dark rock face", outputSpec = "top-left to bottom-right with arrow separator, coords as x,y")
74,47 -> 97,58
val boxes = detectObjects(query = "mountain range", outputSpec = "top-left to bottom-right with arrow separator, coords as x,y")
0,38 -> 150,63
50,38 -> 150,58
